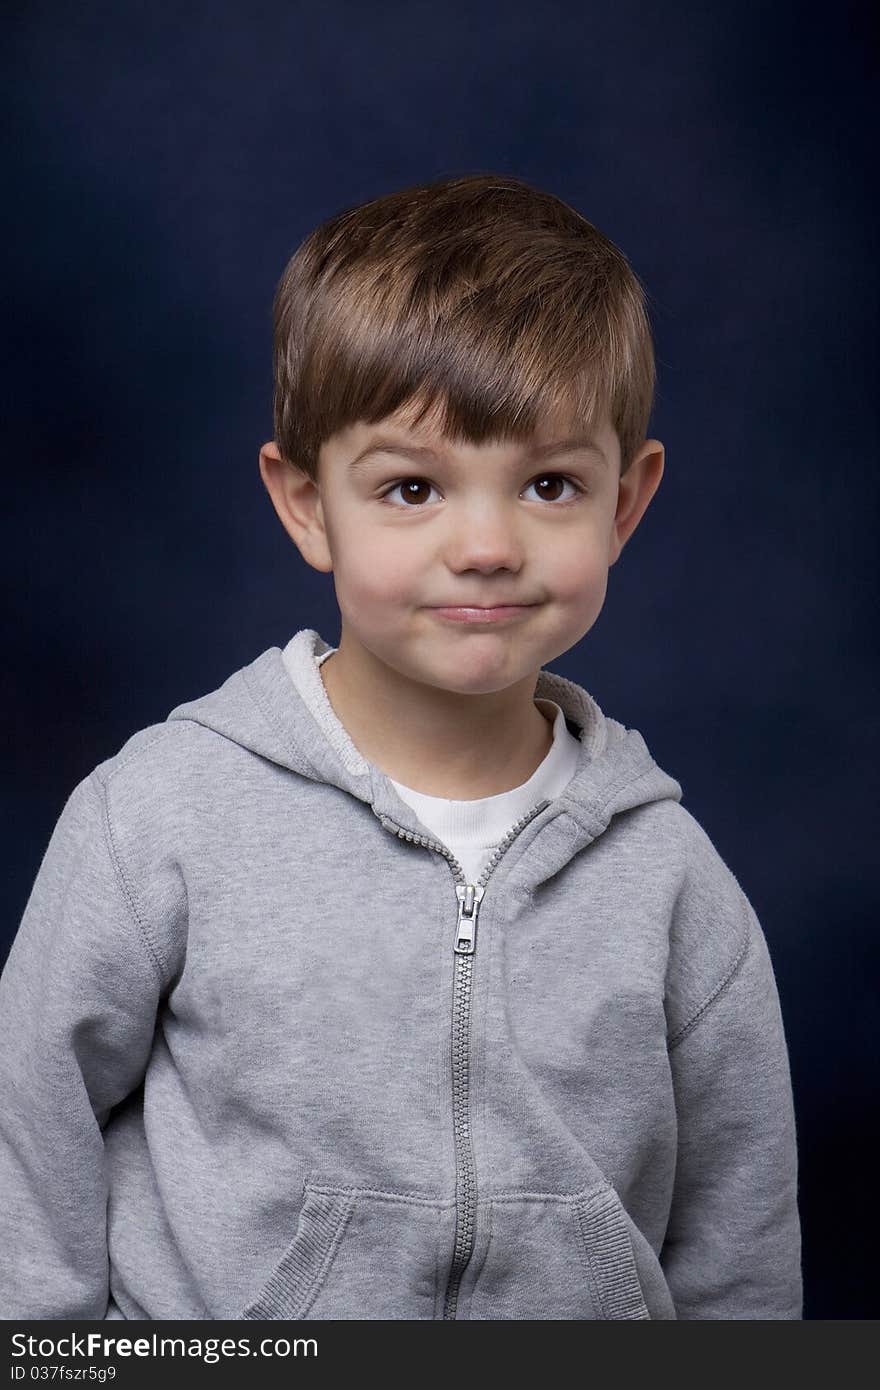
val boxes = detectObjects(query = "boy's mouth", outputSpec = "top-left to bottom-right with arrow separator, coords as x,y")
428,605 -> 537,624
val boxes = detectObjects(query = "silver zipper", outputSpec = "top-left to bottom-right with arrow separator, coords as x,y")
375,796 -> 551,1319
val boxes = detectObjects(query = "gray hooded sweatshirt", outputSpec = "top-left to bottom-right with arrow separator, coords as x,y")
0,629 -> 802,1320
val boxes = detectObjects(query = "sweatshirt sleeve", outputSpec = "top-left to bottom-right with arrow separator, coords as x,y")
659,885 -> 803,1319
0,770 -> 167,1320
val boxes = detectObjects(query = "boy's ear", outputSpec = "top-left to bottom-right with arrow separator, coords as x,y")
608,438 -> 665,567
258,441 -> 333,574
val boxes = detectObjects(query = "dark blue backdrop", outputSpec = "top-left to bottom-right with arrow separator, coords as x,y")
3,0 -> 877,1320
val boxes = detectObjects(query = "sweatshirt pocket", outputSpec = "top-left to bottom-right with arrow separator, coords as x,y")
468,1182 -> 658,1320
240,1178 -> 453,1320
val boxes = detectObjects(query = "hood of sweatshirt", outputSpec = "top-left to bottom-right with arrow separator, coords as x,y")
165,628 -> 684,880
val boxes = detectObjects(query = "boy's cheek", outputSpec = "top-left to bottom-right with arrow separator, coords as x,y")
544,553 -> 610,608
334,556 -> 418,612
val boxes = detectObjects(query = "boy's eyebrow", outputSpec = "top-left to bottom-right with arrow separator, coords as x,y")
348,434 -> 608,472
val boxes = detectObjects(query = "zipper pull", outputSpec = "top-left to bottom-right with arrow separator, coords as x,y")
454,883 -> 484,954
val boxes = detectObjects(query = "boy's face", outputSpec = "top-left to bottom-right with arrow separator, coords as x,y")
260,400 -> 664,698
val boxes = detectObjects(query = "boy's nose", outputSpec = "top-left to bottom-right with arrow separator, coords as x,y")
441,509 -> 525,575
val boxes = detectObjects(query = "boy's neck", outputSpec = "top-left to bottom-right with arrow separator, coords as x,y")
318,640 -> 554,800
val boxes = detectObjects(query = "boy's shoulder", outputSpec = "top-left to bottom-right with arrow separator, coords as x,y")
94,717 -> 197,785
88,645 -> 296,810
574,745 -> 750,922
89,716 -> 229,821
644,796 -> 762,1045
72,642 -> 348,897
568,756 -> 760,1039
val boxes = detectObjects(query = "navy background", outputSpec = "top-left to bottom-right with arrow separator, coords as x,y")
3,1 -> 877,1320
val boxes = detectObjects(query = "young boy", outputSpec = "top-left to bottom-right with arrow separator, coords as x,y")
0,173 -> 802,1320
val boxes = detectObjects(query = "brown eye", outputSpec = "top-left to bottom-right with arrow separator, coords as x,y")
381,478 -> 438,507
525,473 -> 581,503
533,475 -> 566,502
399,479 -> 432,505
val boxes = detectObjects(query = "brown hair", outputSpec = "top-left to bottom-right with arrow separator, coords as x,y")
271,172 -> 656,479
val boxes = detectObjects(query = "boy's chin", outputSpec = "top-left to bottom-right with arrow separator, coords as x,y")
406,649 -> 543,698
